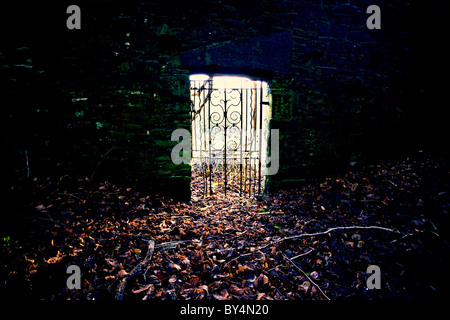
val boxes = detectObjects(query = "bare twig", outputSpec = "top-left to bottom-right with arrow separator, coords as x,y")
223,252 -> 253,268
154,240 -> 188,251
26,216 -> 66,227
191,77 -> 213,122
58,193 -> 81,200
291,249 -> 315,260
226,225 -> 400,267
389,232 -> 415,244
25,150 -> 30,178
285,225 -> 396,239
89,147 -> 119,183
282,253 -> 331,301
115,239 -> 155,300
259,225 -> 399,250
142,240 -> 156,281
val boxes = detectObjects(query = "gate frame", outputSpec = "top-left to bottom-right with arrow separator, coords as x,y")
190,74 -> 272,198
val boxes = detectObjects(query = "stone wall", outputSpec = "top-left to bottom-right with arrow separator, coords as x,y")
1,0 -> 445,198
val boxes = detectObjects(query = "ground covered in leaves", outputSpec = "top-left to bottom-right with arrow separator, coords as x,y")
1,153 -> 449,300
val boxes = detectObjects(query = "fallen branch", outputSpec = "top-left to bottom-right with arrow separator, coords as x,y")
259,225 -> 399,250
266,248 -> 316,272
154,240 -> 188,251
389,232 -> 415,244
58,192 -> 81,200
27,216 -> 66,227
282,253 -> 331,301
223,252 -> 253,268
226,225 -> 400,267
115,239 -> 155,300
291,249 -> 315,260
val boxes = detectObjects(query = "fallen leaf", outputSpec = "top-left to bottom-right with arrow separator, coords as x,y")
220,288 -> 229,298
105,258 -> 119,267
118,269 -> 128,278
197,285 -> 209,294
256,292 -> 266,300
168,274 -> 177,284
229,284 -> 244,295
35,204 -> 47,211
132,283 -> 153,294
45,251 -> 65,264
300,281 -> 311,292
213,294 -> 229,300
310,271 -> 319,280
254,273 -> 269,289
146,275 -> 161,284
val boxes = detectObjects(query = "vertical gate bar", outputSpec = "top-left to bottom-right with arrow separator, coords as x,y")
244,87 -> 248,196
248,87 -> 252,197
224,88 -> 227,198
253,85 -> 257,196
252,86 -> 256,197
191,80 -> 194,151
191,81 -> 197,196
203,80 -> 207,197
258,82 -> 263,195
239,86 -> 243,196
200,81 -> 205,197
199,82 -> 207,197
208,80 -> 212,196
252,84 -> 255,196
198,80 -> 204,197
253,82 -> 259,195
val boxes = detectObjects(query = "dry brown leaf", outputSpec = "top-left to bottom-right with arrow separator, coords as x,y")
220,288 -> 229,298
132,283 -> 153,294
254,273 -> 269,289
256,292 -> 266,300
44,251 -> 65,264
168,274 -> 177,284
118,269 -> 128,278
300,281 -> 311,292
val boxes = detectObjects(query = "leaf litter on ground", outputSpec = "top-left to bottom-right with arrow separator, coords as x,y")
1,153 -> 449,300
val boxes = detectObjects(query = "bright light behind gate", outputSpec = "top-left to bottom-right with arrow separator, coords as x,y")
189,74 -> 271,197
189,74 -> 259,89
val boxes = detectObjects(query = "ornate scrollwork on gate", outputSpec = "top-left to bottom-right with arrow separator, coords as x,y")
191,75 -> 270,199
